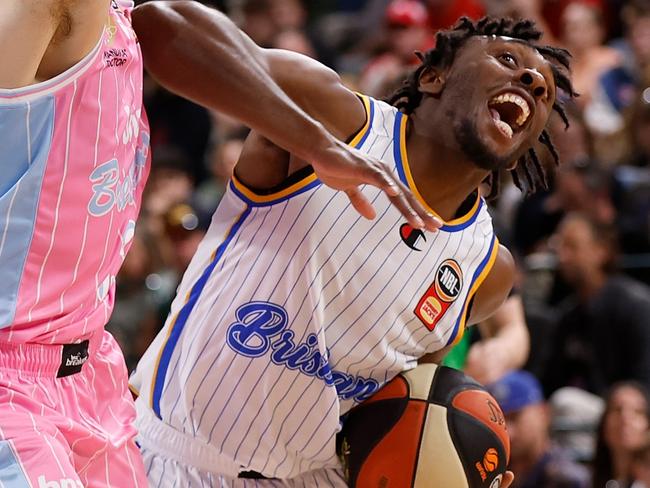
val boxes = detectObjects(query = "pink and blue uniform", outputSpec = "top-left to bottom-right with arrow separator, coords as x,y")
0,1 -> 150,486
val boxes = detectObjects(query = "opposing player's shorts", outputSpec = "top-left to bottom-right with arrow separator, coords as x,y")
0,330 -> 147,487
136,402 -> 348,487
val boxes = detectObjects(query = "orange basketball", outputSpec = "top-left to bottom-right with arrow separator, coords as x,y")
338,364 -> 510,488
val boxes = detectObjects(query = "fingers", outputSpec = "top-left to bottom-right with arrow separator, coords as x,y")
387,189 -> 426,231
356,160 -> 441,231
502,471 -> 515,488
345,188 -> 376,220
387,178 -> 442,232
315,145 -> 442,230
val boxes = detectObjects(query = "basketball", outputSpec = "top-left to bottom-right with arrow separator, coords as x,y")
338,364 -> 510,488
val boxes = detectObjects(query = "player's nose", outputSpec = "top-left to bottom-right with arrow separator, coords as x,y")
516,68 -> 547,101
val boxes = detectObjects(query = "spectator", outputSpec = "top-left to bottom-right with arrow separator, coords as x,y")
585,0 -> 650,138
194,135 -> 246,217
632,435 -> 650,488
488,371 -> 591,488
107,228 -> 166,371
235,0 -> 277,47
143,74 -> 212,184
542,213 -> 650,396
425,0 -> 484,31
549,387 -> 605,463
359,0 -> 432,97
273,28 -> 317,57
593,382 -> 650,488
559,1 -> 620,108
630,434 -> 650,488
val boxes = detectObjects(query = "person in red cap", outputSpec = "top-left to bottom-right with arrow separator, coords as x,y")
425,0 -> 485,32
359,0 -> 433,96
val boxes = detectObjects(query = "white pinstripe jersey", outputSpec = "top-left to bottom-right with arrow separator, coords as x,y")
131,95 -> 498,479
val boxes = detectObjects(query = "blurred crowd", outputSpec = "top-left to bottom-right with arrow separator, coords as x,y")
118,0 -> 650,486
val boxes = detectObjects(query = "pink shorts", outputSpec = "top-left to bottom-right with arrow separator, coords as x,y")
0,330 -> 147,487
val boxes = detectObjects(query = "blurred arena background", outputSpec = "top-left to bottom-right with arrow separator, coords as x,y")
118,1 -> 650,486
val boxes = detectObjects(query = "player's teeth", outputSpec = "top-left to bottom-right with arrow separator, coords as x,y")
489,93 -> 531,127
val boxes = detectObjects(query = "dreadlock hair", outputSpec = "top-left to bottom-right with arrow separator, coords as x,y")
386,16 -> 577,200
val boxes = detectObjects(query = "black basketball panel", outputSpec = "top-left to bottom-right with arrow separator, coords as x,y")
338,397 -> 409,486
429,366 -> 483,406
447,409 -> 509,488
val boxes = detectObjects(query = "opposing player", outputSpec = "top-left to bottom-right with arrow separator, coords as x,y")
130,5 -> 575,487
0,1 -> 434,486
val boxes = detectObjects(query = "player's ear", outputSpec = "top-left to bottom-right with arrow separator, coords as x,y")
418,66 -> 446,96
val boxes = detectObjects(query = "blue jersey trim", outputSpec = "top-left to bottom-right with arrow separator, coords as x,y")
151,207 -> 251,418
228,178 -> 322,208
392,111 -> 484,233
446,234 -> 498,346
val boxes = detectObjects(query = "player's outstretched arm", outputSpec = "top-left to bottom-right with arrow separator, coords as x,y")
131,1 -> 440,230
0,0 -> 60,88
464,294 -> 530,384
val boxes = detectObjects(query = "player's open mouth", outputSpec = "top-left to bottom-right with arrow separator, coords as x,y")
488,91 -> 532,139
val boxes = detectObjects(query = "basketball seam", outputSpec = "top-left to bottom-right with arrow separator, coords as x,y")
409,399 -> 429,488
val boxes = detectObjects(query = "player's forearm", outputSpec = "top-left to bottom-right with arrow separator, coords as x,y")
479,295 -> 530,370
131,1 -> 335,162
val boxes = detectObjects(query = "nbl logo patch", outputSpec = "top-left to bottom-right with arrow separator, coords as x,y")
414,259 -> 463,330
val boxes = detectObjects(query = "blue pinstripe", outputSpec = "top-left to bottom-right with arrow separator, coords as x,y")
446,233 -> 498,346
152,207 -> 252,418
190,189 -> 329,433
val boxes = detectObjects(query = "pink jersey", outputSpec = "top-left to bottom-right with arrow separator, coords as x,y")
0,0 -> 150,344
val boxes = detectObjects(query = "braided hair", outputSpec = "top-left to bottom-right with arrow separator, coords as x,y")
386,17 -> 577,199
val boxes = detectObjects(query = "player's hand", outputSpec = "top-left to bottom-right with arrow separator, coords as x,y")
310,136 -> 442,232
464,338 -> 511,385
502,471 -> 515,488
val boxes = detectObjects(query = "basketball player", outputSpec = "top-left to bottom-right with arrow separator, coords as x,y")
0,1 -> 434,486
130,5 -> 575,487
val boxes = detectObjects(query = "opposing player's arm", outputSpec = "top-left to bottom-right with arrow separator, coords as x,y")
131,1 -> 440,229
0,0 -> 59,88
132,1 -> 363,148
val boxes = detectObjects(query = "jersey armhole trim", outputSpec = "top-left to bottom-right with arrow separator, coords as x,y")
446,235 -> 500,347
229,94 -> 375,207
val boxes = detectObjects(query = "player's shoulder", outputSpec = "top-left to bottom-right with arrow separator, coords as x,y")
0,0 -> 110,89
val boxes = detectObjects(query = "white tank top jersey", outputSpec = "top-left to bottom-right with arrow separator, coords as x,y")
131,95 -> 499,479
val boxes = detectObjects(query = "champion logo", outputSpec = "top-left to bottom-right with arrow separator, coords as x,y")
399,223 -> 426,251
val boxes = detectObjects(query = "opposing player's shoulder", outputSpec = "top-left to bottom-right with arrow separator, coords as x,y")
467,245 -> 515,326
0,0 -> 108,89
0,0 -> 60,88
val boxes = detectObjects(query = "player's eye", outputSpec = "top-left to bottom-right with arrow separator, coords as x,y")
498,53 -> 517,67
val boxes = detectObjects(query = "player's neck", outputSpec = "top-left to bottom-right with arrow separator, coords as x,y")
405,118 -> 488,222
